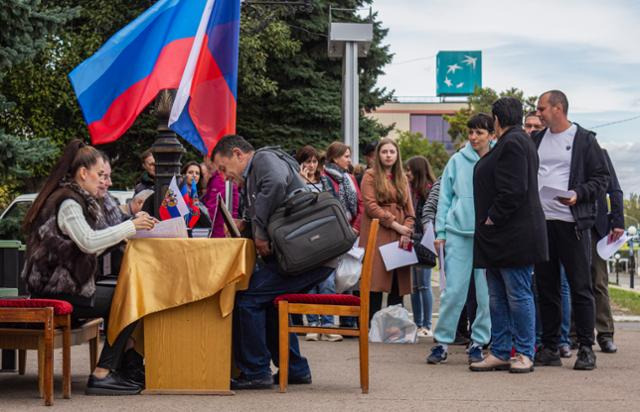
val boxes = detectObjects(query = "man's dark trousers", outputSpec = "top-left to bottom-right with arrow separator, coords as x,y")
233,258 -> 332,380
535,220 -> 596,349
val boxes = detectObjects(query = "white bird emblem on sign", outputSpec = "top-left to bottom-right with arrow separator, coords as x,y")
447,63 -> 462,74
444,77 -> 453,87
462,55 -> 477,69
456,82 -> 464,88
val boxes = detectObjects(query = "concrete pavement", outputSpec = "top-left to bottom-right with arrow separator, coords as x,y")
2,322 -> 640,411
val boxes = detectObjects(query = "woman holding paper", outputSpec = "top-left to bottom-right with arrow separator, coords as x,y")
405,156 -> 437,338
359,138 -> 415,320
427,113 -> 493,366
21,140 -> 156,395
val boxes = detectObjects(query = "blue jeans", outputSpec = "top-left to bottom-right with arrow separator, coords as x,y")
306,273 -> 336,326
410,266 -> 433,329
233,259 -> 332,380
559,266 -> 572,348
487,266 -> 536,360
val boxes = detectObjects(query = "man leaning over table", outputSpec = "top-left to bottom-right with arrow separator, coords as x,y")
212,135 -> 334,390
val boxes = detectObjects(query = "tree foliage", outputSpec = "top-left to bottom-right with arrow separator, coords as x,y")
396,130 -> 449,177
625,193 -> 640,229
1,0 -> 394,205
444,86 -> 537,146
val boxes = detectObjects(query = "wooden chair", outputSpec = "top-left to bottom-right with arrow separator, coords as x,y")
275,218 -> 379,394
0,299 -> 73,406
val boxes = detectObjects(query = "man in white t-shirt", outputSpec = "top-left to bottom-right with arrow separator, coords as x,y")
531,90 -> 610,371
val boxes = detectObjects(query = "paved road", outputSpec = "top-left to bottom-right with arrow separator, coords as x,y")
2,322 -> 640,411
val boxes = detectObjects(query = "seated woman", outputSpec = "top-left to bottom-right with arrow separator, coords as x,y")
21,139 -> 156,395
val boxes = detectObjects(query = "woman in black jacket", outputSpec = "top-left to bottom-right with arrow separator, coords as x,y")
470,97 -> 548,374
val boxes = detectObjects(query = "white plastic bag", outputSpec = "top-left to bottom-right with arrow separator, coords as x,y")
369,304 -> 418,344
335,240 -> 364,293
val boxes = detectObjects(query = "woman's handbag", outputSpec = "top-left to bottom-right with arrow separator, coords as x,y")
412,226 -> 436,268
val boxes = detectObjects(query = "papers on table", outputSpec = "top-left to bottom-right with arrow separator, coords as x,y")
596,233 -> 628,260
438,243 -> 446,292
420,221 -> 437,255
539,186 -> 575,202
379,241 -> 418,271
133,217 -> 188,239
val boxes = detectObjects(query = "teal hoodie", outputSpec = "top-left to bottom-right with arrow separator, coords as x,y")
435,142 -> 481,239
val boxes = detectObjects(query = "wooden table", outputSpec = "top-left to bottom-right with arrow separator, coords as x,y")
108,238 -> 255,395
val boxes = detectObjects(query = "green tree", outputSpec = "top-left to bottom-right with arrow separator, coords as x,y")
396,130 -> 450,177
444,86 -> 537,146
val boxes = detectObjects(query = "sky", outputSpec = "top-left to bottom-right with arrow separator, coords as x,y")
370,0 -> 640,198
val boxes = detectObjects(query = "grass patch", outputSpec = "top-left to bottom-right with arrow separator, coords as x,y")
609,287 -> 640,316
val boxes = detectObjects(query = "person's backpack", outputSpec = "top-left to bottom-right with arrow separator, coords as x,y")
262,147 -> 357,276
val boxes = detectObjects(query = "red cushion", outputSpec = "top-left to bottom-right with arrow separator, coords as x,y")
274,294 -> 361,307
0,298 -> 73,315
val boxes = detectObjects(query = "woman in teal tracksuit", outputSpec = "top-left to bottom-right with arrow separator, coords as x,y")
427,113 -> 494,365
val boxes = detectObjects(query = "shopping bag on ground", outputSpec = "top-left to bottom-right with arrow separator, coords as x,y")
368,304 -> 418,344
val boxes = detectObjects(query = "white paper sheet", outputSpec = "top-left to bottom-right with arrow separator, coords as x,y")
379,241 -> 418,271
596,233 -> 628,260
347,238 -> 365,261
420,221 -> 437,255
133,217 -> 188,239
539,186 -> 575,202
438,243 -> 446,291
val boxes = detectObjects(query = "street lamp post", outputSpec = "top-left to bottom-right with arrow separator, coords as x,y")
628,225 -> 637,289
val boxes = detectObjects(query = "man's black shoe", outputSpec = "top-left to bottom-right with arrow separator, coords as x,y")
599,339 -> 618,354
85,371 -> 142,395
273,372 -> 312,385
534,347 -> 562,366
574,345 -> 597,370
230,375 -> 274,390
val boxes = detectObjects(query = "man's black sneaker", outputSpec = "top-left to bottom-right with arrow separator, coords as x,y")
273,372 -> 312,385
574,345 -> 597,370
534,347 -> 562,366
85,371 -> 142,396
598,339 -> 618,354
230,374 -> 274,390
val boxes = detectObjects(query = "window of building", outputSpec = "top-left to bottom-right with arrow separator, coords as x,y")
410,114 -> 454,151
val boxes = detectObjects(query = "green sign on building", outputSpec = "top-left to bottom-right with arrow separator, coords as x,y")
436,51 -> 482,96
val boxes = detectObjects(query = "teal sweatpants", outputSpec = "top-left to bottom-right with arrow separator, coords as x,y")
434,233 -> 491,345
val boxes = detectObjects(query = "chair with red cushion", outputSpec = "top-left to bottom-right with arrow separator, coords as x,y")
275,219 -> 379,394
0,298 -> 73,406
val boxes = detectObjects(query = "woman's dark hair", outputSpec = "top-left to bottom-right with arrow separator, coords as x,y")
405,156 -> 436,201
467,113 -> 495,133
181,160 -> 204,194
295,145 -> 322,181
23,139 -> 100,232
325,141 -> 351,165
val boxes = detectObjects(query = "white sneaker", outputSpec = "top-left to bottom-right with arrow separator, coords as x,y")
305,332 -> 320,341
321,333 -> 343,342
424,328 -> 433,337
417,328 -> 429,338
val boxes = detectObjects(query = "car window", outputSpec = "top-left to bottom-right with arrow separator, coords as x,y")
2,201 -> 32,221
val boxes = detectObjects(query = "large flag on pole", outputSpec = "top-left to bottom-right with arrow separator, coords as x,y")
169,0 -> 241,155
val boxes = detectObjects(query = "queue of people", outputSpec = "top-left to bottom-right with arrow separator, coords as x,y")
16,89 -> 623,396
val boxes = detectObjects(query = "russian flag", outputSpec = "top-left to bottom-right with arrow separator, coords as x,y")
169,0 -> 240,155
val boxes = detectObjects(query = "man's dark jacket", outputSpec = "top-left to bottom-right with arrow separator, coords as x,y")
473,126 -> 549,268
593,149 -> 624,238
532,123 -> 610,230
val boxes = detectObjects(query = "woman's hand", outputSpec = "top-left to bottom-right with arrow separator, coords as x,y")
132,212 -> 157,230
399,235 -> 411,250
434,239 -> 445,253
392,221 -> 412,237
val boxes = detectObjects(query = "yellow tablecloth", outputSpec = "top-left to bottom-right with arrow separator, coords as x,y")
108,238 -> 255,345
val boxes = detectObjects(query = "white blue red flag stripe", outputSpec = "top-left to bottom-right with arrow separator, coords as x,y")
169,0 -> 241,155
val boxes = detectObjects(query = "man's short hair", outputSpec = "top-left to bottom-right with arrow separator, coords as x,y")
362,141 -> 378,157
524,111 -> 539,120
541,90 -> 569,114
492,97 -> 523,128
140,148 -> 153,163
467,113 -> 494,133
212,134 -> 254,158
